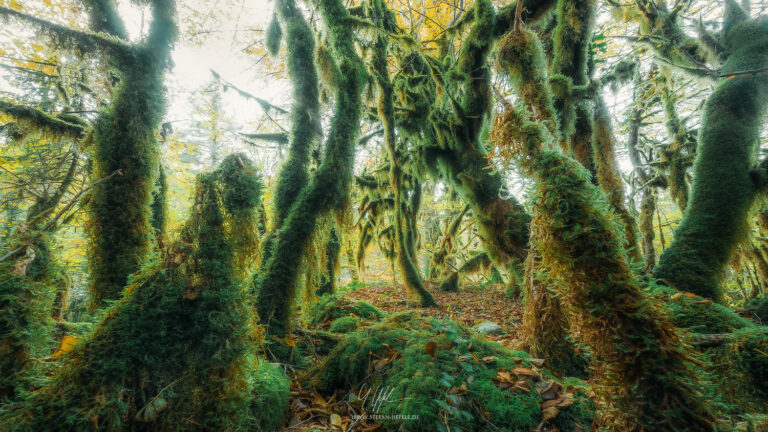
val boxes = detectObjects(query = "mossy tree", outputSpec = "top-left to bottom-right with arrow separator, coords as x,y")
368,0 -> 436,306
390,0 -> 535,284
493,18 -> 715,429
255,0 -> 367,341
649,2 -> 768,302
1,0 -> 178,309
0,154 -> 268,431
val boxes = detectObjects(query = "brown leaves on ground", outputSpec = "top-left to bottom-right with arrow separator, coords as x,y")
490,360 -> 582,430
345,282 -> 524,349
285,370 -> 385,431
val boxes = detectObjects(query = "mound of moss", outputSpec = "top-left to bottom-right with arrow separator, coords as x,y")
308,294 -> 386,326
649,283 -> 754,333
309,312 -> 594,431
249,362 -> 290,431
329,315 -> 363,333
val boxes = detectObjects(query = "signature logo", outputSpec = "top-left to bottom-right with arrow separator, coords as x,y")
355,384 -> 410,413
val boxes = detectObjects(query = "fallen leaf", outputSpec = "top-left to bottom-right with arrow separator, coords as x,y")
329,413 -> 343,430
425,341 -> 437,359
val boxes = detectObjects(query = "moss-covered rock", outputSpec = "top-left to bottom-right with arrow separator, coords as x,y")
308,294 -> 386,326
249,362 -> 290,431
329,315 -> 363,333
309,312 -> 594,431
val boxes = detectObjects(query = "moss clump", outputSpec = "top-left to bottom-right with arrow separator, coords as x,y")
310,312 -> 594,431
249,362 -> 290,431
308,294 -> 386,326
649,283 -> 755,333
329,315 -> 362,333
0,157 -> 265,431
0,236 -> 61,399
746,297 -> 768,324
704,327 -> 768,417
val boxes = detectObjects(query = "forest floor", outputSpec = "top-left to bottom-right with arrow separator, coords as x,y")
344,282 -> 524,350
283,282 -> 530,431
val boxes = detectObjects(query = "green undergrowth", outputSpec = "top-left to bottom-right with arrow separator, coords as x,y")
309,312 -> 594,431
746,297 -> 768,324
648,282 -> 768,418
249,361 -> 290,431
329,315 -> 365,333
0,236 -> 62,399
307,294 -> 387,327
649,283 -> 755,333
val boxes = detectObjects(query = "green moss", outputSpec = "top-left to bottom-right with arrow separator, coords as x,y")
265,13 -> 282,56
248,362 -> 290,431
308,294 -> 386,326
329,315 -> 362,333
746,297 -> 768,324
317,227 -> 341,296
87,2 -> 178,309
0,157 -> 264,431
650,283 -> 755,333
150,163 -> 168,237
310,312 -> 594,431
491,96 -> 714,428
655,17 -> 768,302
0,236 -> 60,399
254,0 -> 367,343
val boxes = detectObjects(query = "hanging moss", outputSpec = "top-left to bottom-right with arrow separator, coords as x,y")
317,227 -> 341,296
369,0 -> 435,307
592,96 -> 640,261
87,1 -> 178,309
495,20 -> 587,382
254,0 -> 367,342
659,73 -> 691,212
655,15 -> 768,302
0,156 -> 268,431
550,0 -> 597,173
269,0 -> 319,227
265,13 -> 283,56
310,312 -> 594,431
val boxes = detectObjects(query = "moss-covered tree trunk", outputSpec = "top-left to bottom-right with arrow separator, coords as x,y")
495,23 -> 715,429
317,227 -> 341,296
255,0 -> 366,339
0,155 -> 266,432
86,0 -> 177,309
371,1 -> 436,306
592,97 -> 641,261
655,14 -> 768,302
550,0 -> 597,177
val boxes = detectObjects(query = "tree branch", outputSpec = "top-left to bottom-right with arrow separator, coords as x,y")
0,100 -> 87,139
0,7 -> 131,57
